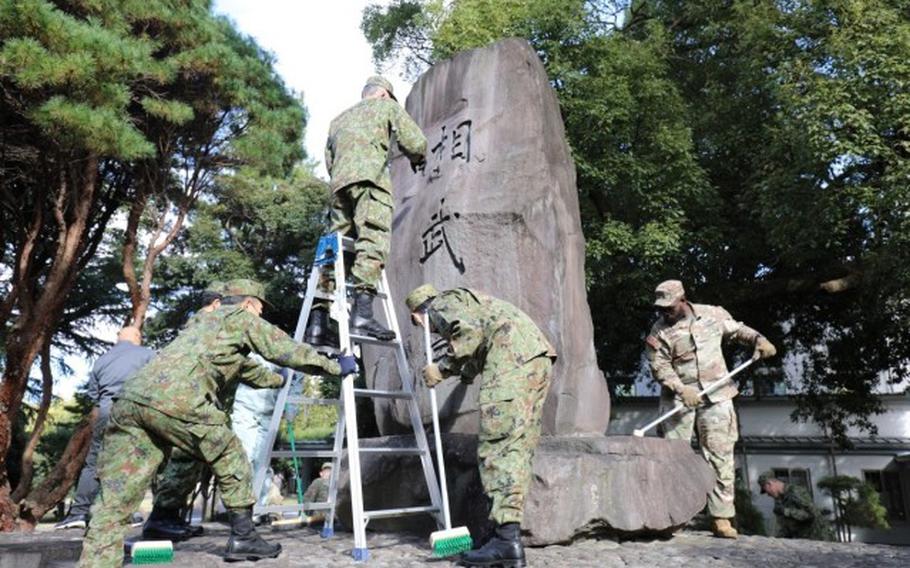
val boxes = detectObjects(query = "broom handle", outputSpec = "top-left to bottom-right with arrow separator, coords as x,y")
635,359 -> 755,436
425,320 -> 452,530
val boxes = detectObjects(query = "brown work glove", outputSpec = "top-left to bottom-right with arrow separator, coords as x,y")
753,337 -> 777,360
678,385 -> 702,408
423,363 -> 443,388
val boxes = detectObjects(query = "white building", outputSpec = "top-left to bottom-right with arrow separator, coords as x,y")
609,393 -> 910,544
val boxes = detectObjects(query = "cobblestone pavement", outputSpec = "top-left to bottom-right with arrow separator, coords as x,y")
3,524 -> 909,567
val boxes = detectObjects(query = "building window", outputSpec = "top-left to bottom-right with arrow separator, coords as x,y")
863,470 -> 907,522
773,467 -> 813,498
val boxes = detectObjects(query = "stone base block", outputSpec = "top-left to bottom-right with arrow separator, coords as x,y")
334,434 -> 714,546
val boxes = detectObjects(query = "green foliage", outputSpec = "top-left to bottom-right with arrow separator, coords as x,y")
734,482 -> 767,536
361,0 -> 910,441
143,165 -> 329,345
818,475 -> 890,530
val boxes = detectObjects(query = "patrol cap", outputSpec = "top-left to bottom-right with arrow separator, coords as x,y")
321,462 -> 332,471
223,278 -> 271,307
365,75 -> 397,101
406,283 -> 439,312
204,280 -> 227,295
654,280 -> 685,308
757,470 -> 776,493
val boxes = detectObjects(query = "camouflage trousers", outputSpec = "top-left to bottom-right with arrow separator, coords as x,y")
152,448 -> 203,511
317,183 -> 393,303
660,395 -> 738,518
79,399 -> 255,568
478,353 -> 553,525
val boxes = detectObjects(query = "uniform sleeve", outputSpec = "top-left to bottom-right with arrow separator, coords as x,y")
239,311 -> 342,376
428,304 -> 484,380
645,333 -> 686,394
238,357 -> 285,389
716,307 -> 762,347
86,366 -> 100,404
781,489 -> 815,521
391,105 -> 427,163
303,480 -> 318,503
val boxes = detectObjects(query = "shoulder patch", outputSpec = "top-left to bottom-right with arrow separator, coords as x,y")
645,335 -> 660,350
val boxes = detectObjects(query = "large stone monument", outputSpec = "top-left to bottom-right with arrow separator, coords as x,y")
369,37 -> 609,436
347,38 -> 715,545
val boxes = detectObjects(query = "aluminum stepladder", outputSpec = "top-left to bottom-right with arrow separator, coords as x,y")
252,232 -> 446,562
250,234 -> 346,537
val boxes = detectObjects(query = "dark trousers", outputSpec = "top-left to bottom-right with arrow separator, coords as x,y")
68,404 -> 110,517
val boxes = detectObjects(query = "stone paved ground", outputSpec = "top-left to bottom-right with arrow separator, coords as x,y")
2,524 -> 909,568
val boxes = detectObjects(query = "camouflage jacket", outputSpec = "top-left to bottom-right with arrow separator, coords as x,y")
325,98 -> 427,194
645,303 -> 761,403
119,305 -> 340,424
428,288 -> 557,384
774,485 -> 834,540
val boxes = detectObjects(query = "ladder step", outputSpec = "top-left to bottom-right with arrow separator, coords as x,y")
286,396 -> 340,406
350,334 -> 400,347
353,388 -> 413,400
359,447 -> 424,455
363,505 -> 439,520
314,291 -> 335,301
270,450 -> 339,459
257,502 -> 335,514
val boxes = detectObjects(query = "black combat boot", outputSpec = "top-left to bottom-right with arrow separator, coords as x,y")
460,523 -> 526,567
142,506 -> 197,541
350,290 -> 395,341
224,507 -> 282,562
303,307 -> 338,347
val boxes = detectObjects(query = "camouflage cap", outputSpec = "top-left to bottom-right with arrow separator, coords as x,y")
223,278 -> 271,307
204,280 -> 227,295
365,75 -> 397,101
654,279 -> 686,307
757,470 -> 776,493
406,284 -> 439,312
321,462 -> 333,471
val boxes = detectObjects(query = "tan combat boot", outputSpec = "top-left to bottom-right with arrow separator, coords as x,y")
712,517 -> 738,539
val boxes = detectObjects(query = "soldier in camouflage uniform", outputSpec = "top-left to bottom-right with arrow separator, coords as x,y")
645,280 -> 776,539
406,284 -> 556,568
303,462 -> 332,518
79,280 -> 357,567
758,471 -> 835,540
142,280 -> 228,541
305,75 -> 427,345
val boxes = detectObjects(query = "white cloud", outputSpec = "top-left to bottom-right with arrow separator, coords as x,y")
213,0 -> 412,178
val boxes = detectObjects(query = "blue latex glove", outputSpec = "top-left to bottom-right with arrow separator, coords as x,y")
339,354 -> 358,376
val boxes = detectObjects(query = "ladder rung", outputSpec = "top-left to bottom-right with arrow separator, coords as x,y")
353,388 -> 413,400
257,502 -> 335,514
313,291 -> 335,301
286,396 -> 340,406
363,505 -> 439,520
270,450 -> 339,459
359,447 -> 424,456
349,334 -> 400,347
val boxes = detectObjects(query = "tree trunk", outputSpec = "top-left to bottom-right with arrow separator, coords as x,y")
0,154 -> 99,531
15,416 -> 95,530
9,339 -> 54,504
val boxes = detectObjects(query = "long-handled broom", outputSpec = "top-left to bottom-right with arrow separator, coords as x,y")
423,321 -> 473,557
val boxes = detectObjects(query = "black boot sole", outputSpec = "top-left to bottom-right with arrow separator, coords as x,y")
224,550 -> 282,562
142,528 -> 191,542
349,326 -> 395,341
459,560 -> 527,568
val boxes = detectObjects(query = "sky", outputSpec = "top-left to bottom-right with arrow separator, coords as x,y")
213,0 -> 412,178
55,2 -> 408,399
